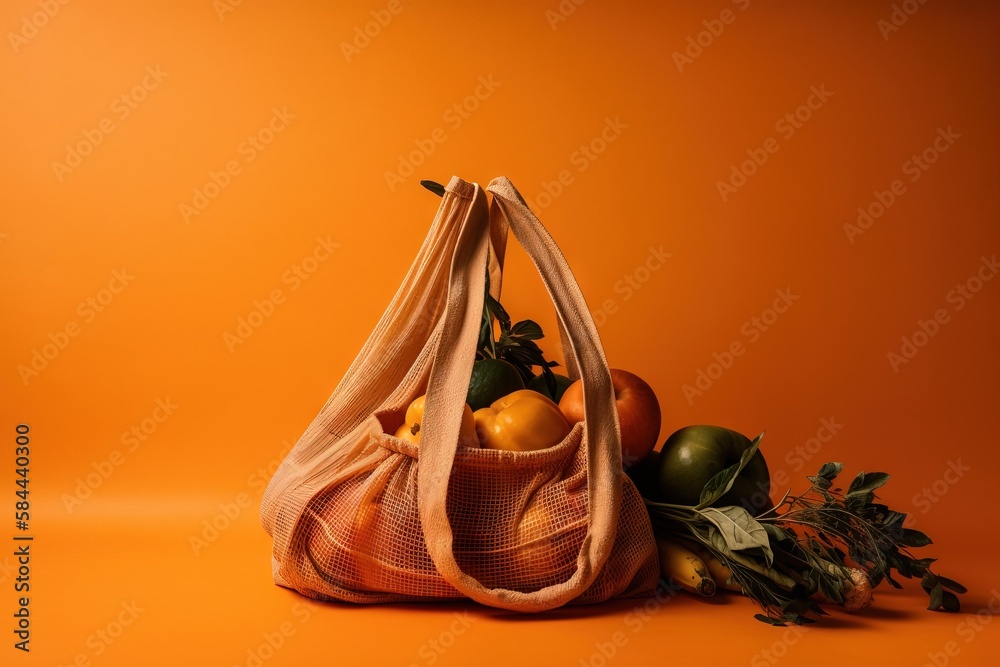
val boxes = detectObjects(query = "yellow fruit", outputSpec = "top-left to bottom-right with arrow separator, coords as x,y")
474,390 -> 570,452
695,546 -> 742,592
656,537 -> 716,597
394,394 -> 479,448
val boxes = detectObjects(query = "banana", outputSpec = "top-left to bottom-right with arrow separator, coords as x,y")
697,548 -> 743,592
656,537 -> 716,597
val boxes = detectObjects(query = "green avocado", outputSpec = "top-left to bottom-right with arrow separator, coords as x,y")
656,425 -> 771,516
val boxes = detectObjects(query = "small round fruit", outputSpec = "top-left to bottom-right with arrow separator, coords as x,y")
510,497 -> 580,588
656,425 -> 770,514
466,358 -> 525,411
394,396 -> 479,448
559,368 -> 661,467
527,372 -> 574,404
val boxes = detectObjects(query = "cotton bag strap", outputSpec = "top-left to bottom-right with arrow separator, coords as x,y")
417,177 -> 623,612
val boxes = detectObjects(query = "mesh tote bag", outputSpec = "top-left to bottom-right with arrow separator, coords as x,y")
260,176 -> 658,612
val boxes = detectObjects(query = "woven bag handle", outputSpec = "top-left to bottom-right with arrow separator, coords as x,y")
417,177 -> 622,612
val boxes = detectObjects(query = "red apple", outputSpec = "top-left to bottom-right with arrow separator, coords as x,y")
558,369 -> 661,468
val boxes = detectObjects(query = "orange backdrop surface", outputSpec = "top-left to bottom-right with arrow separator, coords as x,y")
2,0 -> 999,665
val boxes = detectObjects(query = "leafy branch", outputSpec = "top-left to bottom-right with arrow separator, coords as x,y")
645,460 -> 965,625
479,269 -> 559,385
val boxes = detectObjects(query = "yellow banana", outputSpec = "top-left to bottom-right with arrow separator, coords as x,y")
697,548 -> 742,592
656,537 -> 716,597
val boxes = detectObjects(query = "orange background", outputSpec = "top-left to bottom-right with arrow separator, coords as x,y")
3,0 -> 1000,665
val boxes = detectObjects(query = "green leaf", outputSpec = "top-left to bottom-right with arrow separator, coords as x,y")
808,476 -> 833,491
700,505 -> 774,566
938,577 -> 968,594
847,471 -> 890,497
901,529 -> 933,548
419,180 -> 446,196
941,591 -> 961,612
697,433 -> 763,508
921,571 -> 939,592
509,320 -> 544,340
780,598 -> 822,618
754,614 -> 786,626
804,598 -> 829,616
540,365 -> 558,400
477,309 -> 494,354
817,462 -> 844,481
817,575 -> 844,604
485,295 -> 510,330
762,523 -> 793,544
928,582 -> 944,610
